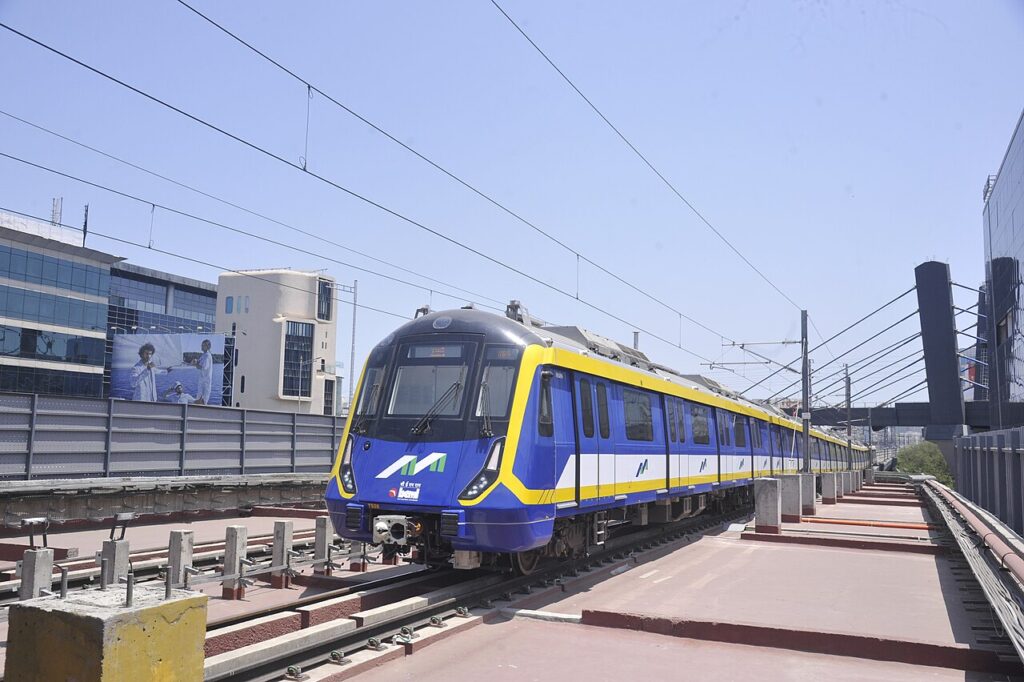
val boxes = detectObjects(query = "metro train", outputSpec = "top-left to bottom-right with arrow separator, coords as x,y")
325,304 -> 870,574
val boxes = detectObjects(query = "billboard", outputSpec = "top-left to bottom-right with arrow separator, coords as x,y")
111,333 -> 225,406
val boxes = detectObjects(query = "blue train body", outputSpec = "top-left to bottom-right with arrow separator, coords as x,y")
325,307 -> 870,571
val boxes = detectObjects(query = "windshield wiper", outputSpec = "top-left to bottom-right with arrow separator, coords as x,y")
351,382 -> 380,435
479,381 -> 494,438
411,381 -> 462,435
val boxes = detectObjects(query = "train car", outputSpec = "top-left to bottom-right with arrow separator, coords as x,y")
325,304 -> 869,574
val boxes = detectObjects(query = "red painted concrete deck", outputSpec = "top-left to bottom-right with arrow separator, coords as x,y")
372,618 -> 1003,682
338,482 -> 1016,680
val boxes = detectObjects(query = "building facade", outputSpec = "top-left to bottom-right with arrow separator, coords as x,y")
983,109 -> 1024,429
0,212 -> 116,396
217,270 -> 338,415
107,262 -> 232,405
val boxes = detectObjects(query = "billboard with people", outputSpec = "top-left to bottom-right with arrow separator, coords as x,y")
111,333 -> 225,405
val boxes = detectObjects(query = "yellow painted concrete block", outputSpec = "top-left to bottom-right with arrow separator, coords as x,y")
5,585 -> 207,682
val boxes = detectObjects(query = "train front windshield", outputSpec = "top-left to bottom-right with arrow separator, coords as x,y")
351,340 -> 522,441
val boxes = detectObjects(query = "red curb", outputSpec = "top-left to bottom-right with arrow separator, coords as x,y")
781,514 -> 801,523
578,610 -> 1020,674
740,531 -> 942,555
841,498 -> 925,508
753,526 -> 781,535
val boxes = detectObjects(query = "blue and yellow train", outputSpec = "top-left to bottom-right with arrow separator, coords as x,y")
326,305 -> 870,573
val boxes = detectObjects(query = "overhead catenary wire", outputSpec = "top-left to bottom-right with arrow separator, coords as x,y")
814,347 -> 925,402
0,108 -> 506,310
0,22 -> 740,374
489,0 -> 803,313
173,0 -> 738,345
0,151 -> 502,314
738,285 -> 919,396
766,306 -> 921,401
0,205 -> 410,321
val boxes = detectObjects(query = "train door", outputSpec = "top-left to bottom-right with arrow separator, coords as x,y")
573,375 -> 602,507
770,424 -> 783,474
716,409 -> 733,484
594,381 -> 615,499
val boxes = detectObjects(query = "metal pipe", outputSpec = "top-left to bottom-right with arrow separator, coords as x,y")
100,557 -> 109,590
165,567 -> 172,599
126,572 -> 134,607
59,565 -> 68,599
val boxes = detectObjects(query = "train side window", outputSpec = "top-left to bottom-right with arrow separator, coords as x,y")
623,388 -> 654,441
667,398 -> 677,442
717,410 -> 732,447
538,371 -> 553,437
676,399 -> 686,442
734,415 -> 747,449
689,402 -> 710,444
596,383 -> 610,439
750,419 -> 761,449
579,378 -> 594,438
773,426 -> 782,454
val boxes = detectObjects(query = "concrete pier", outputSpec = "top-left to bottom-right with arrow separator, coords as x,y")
18,548 -> 54,600
313,516 -> 332,575
754,478 -> 781,534
222,525 -> 247,600
5,585 -> 206,681
168,530 -> 194,586
100,540 -> 129,584
865,468 -> 875,485
271,520 -> 293,589
800,473 -> 817,516
821,473 -> 838,505
780,475 -> 802,523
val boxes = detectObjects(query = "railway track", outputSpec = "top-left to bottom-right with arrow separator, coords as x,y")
207,504 -> 753,681
0,527 -> 320,620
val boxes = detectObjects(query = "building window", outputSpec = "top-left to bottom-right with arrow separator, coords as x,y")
282,321 -> 314,397
225,296 -> 233,314
317,279 -> 333,321
240,375 -> 245,394
244,296 -> 250,313
0,324 -> 105,366
324,378 -> 335,416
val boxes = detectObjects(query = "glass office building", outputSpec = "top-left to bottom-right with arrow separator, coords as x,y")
983,109 -> 1024,428
0,211 -> 231,403
107,262 -> 232,405
0,214 -> 117,396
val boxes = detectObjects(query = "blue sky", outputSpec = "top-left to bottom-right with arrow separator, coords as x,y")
1,1 -> 1021,404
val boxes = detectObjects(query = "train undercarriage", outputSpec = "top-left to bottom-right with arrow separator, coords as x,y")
370,486 -> 751,575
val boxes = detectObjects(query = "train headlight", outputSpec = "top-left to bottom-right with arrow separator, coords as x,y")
459,437 -> 504,500
340,435 -> 357,494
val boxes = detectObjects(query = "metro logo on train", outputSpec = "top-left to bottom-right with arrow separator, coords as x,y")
326,307 -> 870,575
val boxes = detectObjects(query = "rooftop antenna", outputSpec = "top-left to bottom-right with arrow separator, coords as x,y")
50,197 -> 62,226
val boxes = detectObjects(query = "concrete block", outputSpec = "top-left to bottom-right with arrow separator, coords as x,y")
204,618 -> 357,680
800,473 -> 816,516
865,468 -> 875,484
843,472 -> 853,494
18,548 -> 54,600
821,473 -> 838,504
222,525 -> 247,600
313,516 -> 332,575
271,520 -> 294,589
5,585 -> 206,682
100,540 -> 129,585
168,530 -> 194,586
753,478 -> 781,534
779,475 -> 802,523
836,471 -> 845,498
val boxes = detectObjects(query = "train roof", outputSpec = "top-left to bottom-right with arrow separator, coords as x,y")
399,304 -> 868,449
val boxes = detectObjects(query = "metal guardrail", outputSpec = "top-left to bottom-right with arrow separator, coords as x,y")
954,429 -> 1024,534
0,391 -> 344,480
923,480 -> 1024,664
